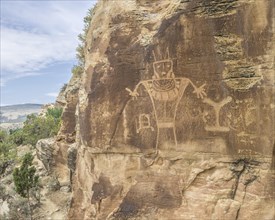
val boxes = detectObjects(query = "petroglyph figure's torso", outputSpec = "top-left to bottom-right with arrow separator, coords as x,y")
146,79 -> 180,101
143,78 -> 191,125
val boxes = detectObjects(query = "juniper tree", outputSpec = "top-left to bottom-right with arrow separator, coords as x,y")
13,153 -> 39,220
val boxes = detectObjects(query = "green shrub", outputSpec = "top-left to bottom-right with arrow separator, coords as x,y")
72,64 -> 84,77
0,130 -> 8,143
74,6 -> 94,74
46,107 -> 62,119
0,139 -> 16,164
13,153 -> 39,198
13,153 -> 39,220
0,107 -> 63,151
21,107 -> 62,146
9,129 -> 25,146
60,83 -> 68,93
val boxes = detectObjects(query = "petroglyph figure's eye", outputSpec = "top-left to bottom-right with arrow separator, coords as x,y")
157,64 -> 161,69
166,64 -> 171,68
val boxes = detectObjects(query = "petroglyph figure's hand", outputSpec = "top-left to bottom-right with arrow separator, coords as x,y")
193,83 -> 207,99
126,88 -> 139,99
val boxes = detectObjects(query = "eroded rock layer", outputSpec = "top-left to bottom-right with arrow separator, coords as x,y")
65,0 -> 274,219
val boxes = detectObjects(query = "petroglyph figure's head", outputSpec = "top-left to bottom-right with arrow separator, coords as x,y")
152,48 -> 175,79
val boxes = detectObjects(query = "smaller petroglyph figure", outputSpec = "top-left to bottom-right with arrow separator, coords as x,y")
203,96 -> 232,132
126,48 -> 206,149
136,114 -> 154,133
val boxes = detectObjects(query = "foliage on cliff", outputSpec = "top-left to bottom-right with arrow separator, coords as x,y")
0,107 -> 62,165
13,107 -> 62,146
72,6 -> 94,76
0,130 -> 17,164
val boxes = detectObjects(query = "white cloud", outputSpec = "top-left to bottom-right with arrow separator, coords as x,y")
46,92 -> 59,98
0,1 -> 96,86
1,26 -> 76,73
0,70 -> 43,87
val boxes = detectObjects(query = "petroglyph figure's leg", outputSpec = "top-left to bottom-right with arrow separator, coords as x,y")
156,127 -> 160,151
173,126 -> 178,146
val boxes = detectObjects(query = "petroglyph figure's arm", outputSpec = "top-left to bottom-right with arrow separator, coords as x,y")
202,98 -> 216,106
219,96 -> 232,106
188,80 -> 207,99
125,82 -> 143,99
203,96 -> 232,107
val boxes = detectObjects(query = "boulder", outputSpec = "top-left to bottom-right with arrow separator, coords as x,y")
36,138 -> 55,172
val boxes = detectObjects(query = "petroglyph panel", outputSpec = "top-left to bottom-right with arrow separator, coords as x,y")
91,0 -> 274,158
110,45 -> 274,156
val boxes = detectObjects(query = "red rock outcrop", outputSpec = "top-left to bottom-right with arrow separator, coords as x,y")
59,0 -> 274,219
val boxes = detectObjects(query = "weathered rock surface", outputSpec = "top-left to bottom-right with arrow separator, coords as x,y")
36,138 -> 56,172
0,146 -> 71,220
53,73 -> 81,186
67,143 -> 77,173
58,73 -> 81,139
59,0 -> 274,219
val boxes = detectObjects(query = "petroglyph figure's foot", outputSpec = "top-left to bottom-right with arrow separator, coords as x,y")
205,126 -> 230,132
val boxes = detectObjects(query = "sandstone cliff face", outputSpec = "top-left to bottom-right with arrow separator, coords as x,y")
62,0 -> 274,219
54,73 -> 81,183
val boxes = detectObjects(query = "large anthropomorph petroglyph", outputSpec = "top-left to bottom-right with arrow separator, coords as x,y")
126,49 -> 207,149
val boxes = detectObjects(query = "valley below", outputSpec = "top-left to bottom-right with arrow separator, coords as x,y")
0,104 -> 43,131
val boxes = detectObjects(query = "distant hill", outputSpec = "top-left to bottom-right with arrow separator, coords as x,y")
0,104 -> 43,130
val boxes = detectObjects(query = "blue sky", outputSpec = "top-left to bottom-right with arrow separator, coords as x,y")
0,0 -> 96,106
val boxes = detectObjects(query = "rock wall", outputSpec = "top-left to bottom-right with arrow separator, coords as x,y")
65,0 -> 274,219
53,73 -> 81,185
